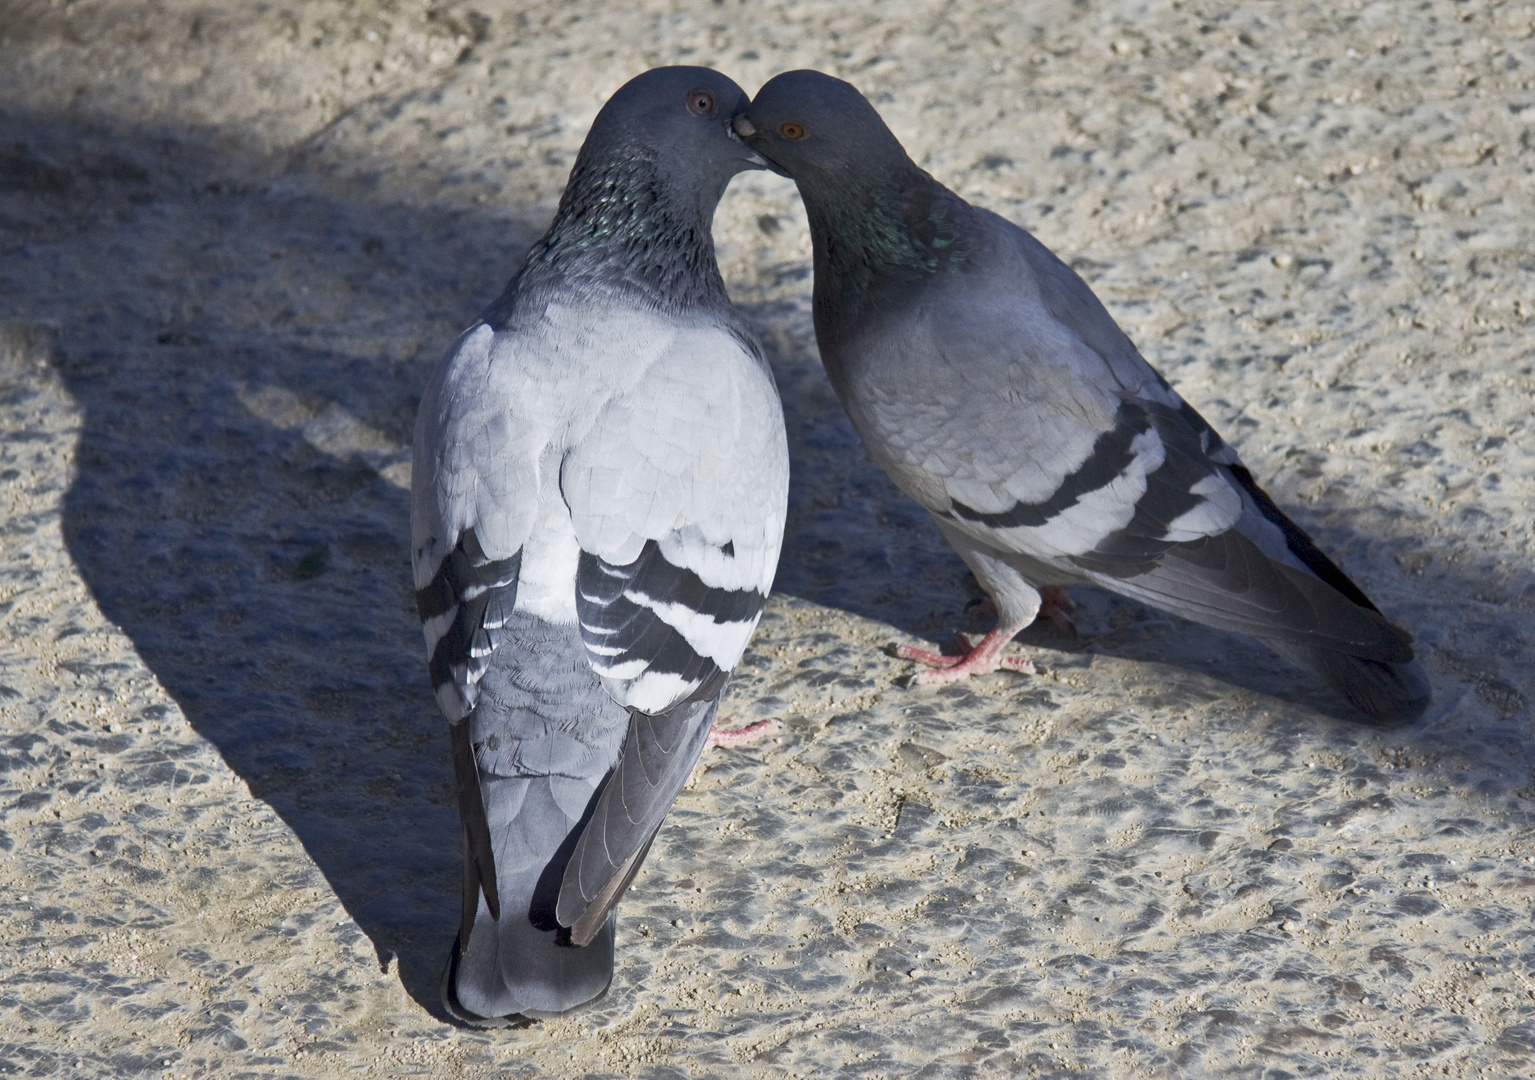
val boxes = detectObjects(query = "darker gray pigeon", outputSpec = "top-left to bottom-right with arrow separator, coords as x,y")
737,70 -> 1428,722
412,66 -> 788,1026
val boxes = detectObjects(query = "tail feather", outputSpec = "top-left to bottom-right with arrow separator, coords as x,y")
1227,462 -> 1430,721
440,614 -> 632,1026
444,773 -> 616,1025
1267,639 -> 1431,723
1312,648 -> 1431,723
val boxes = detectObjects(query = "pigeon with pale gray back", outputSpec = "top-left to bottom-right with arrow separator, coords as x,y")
737,69 -> 1428,722
412,66 -> 788,1025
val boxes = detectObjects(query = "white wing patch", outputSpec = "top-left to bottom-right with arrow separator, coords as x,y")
1164,473 -> 1244,542
563,321 -> 788,716
994,428 -> 1165,557
513,489 -> 583,626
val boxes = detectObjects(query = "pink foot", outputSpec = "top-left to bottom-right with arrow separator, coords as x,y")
895,627 -> 1035,686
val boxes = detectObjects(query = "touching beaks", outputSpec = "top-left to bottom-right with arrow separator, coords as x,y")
726,115 -> 770,169
728,113 -> 790,176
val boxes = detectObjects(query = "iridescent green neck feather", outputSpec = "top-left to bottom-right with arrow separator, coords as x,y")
804,164 -> 970,315
511,144 -> 731,316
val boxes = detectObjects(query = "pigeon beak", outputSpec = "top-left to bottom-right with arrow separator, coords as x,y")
726,115 -> 770,169
729,114 -> 790,177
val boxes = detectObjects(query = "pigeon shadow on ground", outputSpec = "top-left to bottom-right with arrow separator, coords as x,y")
5,106 -> 544,1020
11,105 -> 1531,1023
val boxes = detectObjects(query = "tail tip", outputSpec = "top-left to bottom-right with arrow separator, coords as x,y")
440,919 -> 618,1027
1323,651 -> 1431,725
441,933 -> 536,1029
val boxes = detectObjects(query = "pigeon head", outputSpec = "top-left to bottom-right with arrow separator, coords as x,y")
738,70 -> 966,298
518,67 -> 761,312
736,70 -> 914,187
577,66 -> 762,202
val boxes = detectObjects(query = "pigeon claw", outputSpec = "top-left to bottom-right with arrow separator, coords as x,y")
897,628 -> 1036,685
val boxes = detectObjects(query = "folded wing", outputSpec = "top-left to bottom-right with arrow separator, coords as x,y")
556,323 -> 789,942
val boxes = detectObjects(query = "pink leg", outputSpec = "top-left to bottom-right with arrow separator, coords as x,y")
895,626 -> 1036,685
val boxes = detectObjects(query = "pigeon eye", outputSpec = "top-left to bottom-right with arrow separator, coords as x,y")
687,90 -> 716,116
779,122 -> 806,140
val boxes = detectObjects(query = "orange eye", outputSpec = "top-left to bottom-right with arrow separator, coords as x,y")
780,122 -> 806,140
687,90 -> 715,116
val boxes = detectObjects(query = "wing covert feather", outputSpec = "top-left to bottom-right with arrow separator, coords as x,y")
562,324 -> 789,715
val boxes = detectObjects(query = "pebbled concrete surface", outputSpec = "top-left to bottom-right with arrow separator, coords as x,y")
1,1 -> 1533,1076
